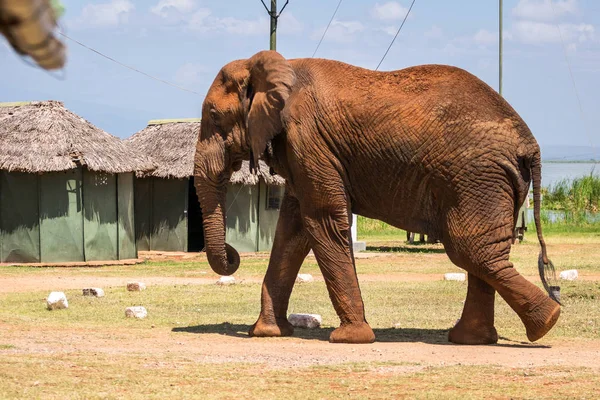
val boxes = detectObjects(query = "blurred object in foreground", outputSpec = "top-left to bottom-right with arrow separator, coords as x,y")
0,0 -> 66,70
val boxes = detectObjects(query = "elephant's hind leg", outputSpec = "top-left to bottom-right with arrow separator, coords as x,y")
249,192 -> 311,338
448,273 -> 498,344
443,193 -> 560,343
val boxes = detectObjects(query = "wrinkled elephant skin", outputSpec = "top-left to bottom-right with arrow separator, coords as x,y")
193,51 -> 560,345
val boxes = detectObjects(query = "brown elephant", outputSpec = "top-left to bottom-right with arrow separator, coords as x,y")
194,50 -> 561,345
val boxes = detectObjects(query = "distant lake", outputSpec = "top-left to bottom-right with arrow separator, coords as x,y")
542,163 -> 598,188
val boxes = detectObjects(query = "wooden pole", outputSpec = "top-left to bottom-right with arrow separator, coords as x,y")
270,0 -> 277,50
499,0 -> 503,96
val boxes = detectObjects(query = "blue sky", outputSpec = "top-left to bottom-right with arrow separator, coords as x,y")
1,0 -> 599,151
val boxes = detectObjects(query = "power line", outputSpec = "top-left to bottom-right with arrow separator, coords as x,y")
375,0 -> 417,71
58,32 -> 202,96
312,0 -> 343,58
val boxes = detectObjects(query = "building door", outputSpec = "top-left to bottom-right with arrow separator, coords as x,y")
187,177 -> 204,252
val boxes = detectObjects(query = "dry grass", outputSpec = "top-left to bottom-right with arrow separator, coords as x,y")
0,232 -> 599,398
1,354 -> 597,399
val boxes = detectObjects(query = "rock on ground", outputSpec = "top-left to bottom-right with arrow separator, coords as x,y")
127,282 -> 146,291
46,292 -> 68,310
216,276 -> 236,286
444,273 -> 466,282
288,313 -> 322,329
559,269 -> 578,281
296,274 -> 314,283
125,306 -> 147,319
82,288 -> 105,297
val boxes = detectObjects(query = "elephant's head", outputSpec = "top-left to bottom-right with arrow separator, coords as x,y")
194,50 -> 296,276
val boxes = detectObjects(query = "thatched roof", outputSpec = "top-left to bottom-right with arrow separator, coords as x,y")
0,101 -> 154,174
231,160 -> 285,186
127,119 -> 285,186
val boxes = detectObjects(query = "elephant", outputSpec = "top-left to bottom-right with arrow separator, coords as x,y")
193,50 -> 561,345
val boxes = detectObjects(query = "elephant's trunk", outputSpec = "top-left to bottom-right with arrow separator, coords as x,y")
196,180 -> 240,276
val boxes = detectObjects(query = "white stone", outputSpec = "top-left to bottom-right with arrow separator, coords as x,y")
82,288 -> 105,297
46,292 -> 68,310
125,306 -> 147,319
559,269 -> 578,281
444,273 -> 466,282
288,313 -> 322,329
296,274 -> 314,283
127,282 -> 146,291
216,276 -> 236,286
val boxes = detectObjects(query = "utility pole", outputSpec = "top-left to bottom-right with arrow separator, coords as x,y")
261,0 -> 289,51
499,0 -> 503,96
270,0 -> 277,50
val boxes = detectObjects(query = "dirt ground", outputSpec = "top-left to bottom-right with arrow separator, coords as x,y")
1,320 -> 599,371
1,251 -> 599,372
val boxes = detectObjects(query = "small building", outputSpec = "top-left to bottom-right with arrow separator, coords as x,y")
126,119 -> 285,253
0,101 -> 153,263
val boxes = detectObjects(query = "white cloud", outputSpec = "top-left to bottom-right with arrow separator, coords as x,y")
151,0 -> 197,17
372,2 -> 409,21
182,8 -> 301,36
76,0 -> 134,28
424,25 -> 444,40
379,26 -> 398,36
188,9 -> 267,35
513,20 -> 594,44
174,62 -> 207,85
474,29 -> 498,46
513,0 -> 578,22
278,13 -> 303,35
312,20 -> 364,43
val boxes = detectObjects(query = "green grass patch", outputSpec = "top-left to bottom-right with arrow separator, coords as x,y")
1,280 -> 598,341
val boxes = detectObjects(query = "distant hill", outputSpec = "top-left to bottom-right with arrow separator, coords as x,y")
541,145 -> 598,162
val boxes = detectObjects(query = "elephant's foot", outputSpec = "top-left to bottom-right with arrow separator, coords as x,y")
523,297 -> 561,342
448,319 -> 498,345
329,322 -> 375,344
249,316 -> 294,338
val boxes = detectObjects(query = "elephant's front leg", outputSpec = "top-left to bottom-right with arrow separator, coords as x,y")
302,202 -> 375,344
249,192 -> 311,338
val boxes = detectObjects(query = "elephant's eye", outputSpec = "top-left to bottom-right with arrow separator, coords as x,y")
210,109 -> 221,125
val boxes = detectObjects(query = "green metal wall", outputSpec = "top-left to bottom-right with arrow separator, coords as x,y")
134,177 -> 188,252
39,169 -> 84,262
117,173 -> 137,259
225,184 -> 259,252
83,170 -> 118,261
0,169 -> 137,263
257,182 -> 281,252
0,171 -> 40,262
134,177 -> 152,251
132,178 -> 280,254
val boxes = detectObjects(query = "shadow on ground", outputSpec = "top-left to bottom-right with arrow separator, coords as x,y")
366,245 -> 446,254
172,323 -> 548,348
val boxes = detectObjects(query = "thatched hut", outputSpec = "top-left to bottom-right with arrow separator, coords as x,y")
0,101 -> 153,263
126,119 -> 285,253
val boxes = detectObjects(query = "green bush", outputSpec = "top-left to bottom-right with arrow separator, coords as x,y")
357,216 -> 402,237
542,173 -> 600,213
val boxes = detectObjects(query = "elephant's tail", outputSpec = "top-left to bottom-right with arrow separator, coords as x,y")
531,151 -> 561,304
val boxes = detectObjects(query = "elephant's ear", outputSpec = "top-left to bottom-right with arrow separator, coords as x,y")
246,51 -> 296,169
